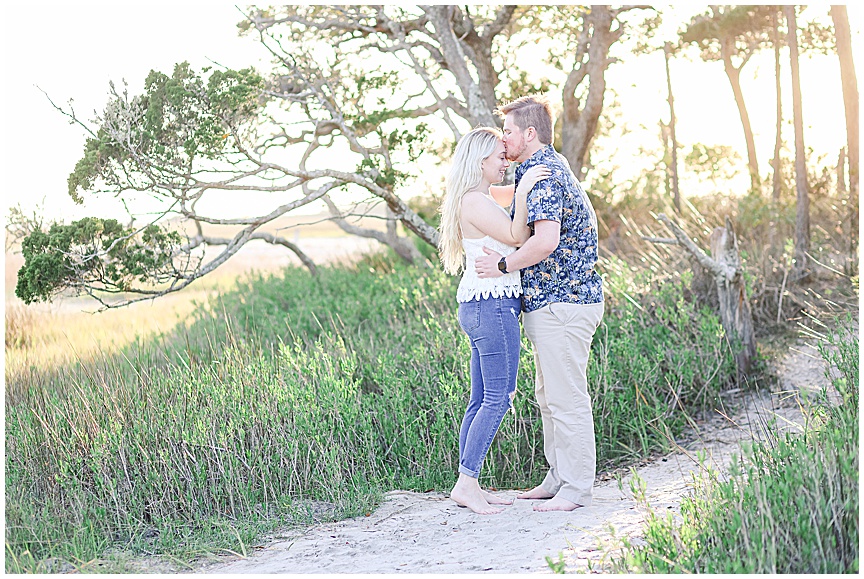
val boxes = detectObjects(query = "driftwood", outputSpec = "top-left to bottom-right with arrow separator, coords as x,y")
654,214 -> 757,378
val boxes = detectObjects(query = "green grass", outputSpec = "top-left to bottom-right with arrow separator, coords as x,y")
5,250 -> 739,571
611,321 -> 859,574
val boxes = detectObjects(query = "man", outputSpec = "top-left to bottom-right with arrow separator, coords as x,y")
475,95 -> 604,512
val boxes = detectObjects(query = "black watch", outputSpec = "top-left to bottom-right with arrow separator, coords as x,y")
497,257 -> 508,274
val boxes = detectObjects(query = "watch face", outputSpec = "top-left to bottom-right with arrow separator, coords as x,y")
498,258 -> 507,272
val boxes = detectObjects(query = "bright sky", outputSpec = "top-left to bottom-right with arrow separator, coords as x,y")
2,3 -> 268,224
2,3 -> 860,226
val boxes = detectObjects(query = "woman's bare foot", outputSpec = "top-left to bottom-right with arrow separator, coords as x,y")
533,495 -> 582,512
481,490 -> 513,505
450,474 -> 504,514
516,485 -> 555,500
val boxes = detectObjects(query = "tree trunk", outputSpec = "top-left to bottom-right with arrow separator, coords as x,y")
785,5 -> 810,277
661,121 -> 671,201
426,6 -> 499,128
771,8 -> 783,203
768,7 -> 783,257
656,214 -> 757,379
664,42 -> 681,214
454,6 -> 516,125
384,206 -> 425,263
560,5 -> 620,177
830,5 -> 859,272
720,34 -> 760,191
710,220 -> 757,377
838,147 -> 847,195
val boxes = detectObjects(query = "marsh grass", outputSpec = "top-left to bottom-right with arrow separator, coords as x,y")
610,321 -> 859,574
3,272 -> 236,381
5,250 -> 739,571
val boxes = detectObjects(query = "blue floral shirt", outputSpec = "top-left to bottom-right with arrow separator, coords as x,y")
512,145 -> 604,313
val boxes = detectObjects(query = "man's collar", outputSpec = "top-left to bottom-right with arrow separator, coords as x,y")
518,144 -> 554,168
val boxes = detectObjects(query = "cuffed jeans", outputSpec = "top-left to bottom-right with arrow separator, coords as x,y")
523,301 -> 604,507
457,295 -> 521,478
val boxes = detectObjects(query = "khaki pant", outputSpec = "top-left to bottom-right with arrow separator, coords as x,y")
523,301 -> 604,506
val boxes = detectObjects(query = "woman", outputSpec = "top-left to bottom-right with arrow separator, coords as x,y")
438,127 -> 549,514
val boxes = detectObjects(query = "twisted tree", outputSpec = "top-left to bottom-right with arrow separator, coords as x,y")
14,5 -> 652,309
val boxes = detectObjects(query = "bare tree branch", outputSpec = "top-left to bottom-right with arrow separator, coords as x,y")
656,213 -> 723,276
322,194 -> 423,263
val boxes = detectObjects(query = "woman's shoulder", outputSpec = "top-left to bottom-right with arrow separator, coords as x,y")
462,189 -> 487,201
460,190 -> 490,210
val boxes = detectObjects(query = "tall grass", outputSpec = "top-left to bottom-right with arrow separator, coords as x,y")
611,321 -> 858,573
5,250 -> 738,571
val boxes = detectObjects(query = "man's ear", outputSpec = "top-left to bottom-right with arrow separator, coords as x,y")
525,126 -> 536,143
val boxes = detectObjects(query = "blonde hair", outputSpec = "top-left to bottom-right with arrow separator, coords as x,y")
496,95 -> 554,145
438,127 -> 502,275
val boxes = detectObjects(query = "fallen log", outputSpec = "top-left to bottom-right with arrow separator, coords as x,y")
653,214 -> 757,379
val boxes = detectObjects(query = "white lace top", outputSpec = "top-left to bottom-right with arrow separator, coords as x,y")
456,235 -> 522,303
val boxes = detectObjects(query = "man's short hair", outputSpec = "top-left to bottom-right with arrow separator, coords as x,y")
496,95 -> 554,145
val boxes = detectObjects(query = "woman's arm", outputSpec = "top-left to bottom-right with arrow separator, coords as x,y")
474,220 -> 561,278
460,193 -> 522,246
462,165 -> 549,247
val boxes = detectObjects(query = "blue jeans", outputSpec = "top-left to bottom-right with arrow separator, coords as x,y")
456,295 -> 521,478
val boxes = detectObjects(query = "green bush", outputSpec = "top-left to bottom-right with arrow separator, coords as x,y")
614,321 -> 859,573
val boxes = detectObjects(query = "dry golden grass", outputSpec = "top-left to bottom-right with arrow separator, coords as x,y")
4,232 -> 378,379
6,280 -> 216,377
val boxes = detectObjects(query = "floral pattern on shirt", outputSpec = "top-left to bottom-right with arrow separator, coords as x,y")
512,145 -> 604,312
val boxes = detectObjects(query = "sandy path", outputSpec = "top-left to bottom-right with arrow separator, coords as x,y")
195,363 -> 823,575
195,456 -> 702,574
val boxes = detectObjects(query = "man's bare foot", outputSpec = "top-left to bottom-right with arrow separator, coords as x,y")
481,490 -> 513,505
516,485 -> 555,500
533,495 -> 582,512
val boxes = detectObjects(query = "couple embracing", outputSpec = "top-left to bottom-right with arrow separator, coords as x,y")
438,95 -> 604,515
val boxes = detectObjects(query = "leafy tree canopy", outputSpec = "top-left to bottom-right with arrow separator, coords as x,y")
16,218 -> 182,305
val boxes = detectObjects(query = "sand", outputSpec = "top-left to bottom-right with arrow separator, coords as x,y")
194,350 -> 827,575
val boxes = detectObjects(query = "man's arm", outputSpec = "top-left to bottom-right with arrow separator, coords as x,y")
475,220 -> 560,278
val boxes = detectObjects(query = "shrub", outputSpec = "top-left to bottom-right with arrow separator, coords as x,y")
613,321 -> 859,574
